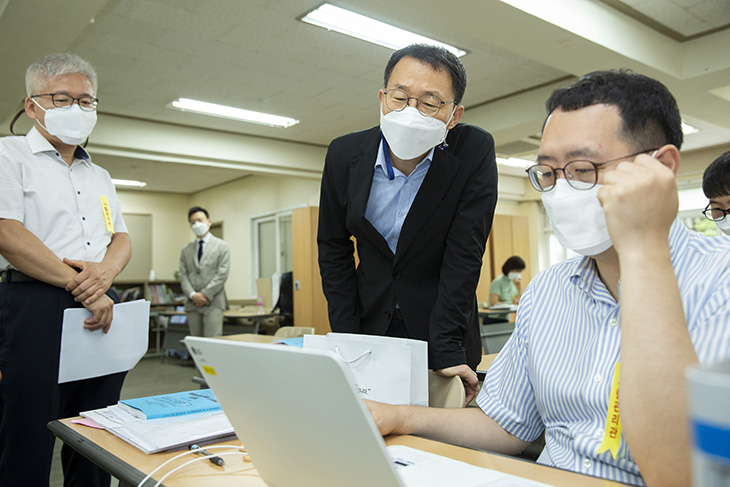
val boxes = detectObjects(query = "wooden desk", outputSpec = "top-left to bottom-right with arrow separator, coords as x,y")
155,308 -> 279,336
217,333 -> 279,344
478,306 -> 517,318
478,353 -> 498,373
49,418 -> 629,487
223,307 -> 279,335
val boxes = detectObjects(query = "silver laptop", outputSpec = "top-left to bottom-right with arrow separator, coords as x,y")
184,336 -> 406,487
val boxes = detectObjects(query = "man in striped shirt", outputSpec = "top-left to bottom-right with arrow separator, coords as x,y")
367,70 -> 730,486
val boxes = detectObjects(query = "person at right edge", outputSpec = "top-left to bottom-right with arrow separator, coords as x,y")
701,150 -> 730,235
317,44 -> 498,404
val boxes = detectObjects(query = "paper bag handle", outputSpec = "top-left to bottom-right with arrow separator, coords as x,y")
335,346 -> 372,363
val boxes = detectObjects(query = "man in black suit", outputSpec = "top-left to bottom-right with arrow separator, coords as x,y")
318,44 -> 497,402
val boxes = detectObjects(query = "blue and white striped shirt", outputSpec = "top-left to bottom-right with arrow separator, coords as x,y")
477,218 -> 730,486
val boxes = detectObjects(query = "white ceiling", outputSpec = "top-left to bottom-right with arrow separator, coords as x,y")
1,0 -> 729,193
611,0 -> 730,38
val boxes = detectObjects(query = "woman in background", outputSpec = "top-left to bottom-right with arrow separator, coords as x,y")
485,256 -> 525,324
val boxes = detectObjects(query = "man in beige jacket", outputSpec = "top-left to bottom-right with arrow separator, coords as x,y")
179,206 -> 230,337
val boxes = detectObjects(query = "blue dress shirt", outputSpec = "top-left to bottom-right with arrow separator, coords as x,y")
364,140 -> 434,254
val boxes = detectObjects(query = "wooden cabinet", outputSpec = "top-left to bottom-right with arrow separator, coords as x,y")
292,207 -> 331,334
476,214 -> 532,304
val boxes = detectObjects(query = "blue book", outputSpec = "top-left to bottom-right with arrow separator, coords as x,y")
118,388 -> 221,420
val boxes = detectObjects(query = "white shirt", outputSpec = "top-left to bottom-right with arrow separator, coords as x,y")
0,127 -> 127,270
476,219 -> 730,486
196,232 -> 212,253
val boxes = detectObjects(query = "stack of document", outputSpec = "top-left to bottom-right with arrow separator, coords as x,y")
118,388 -> 222,420
489,303 -> 517,311
81,404 -> 234,454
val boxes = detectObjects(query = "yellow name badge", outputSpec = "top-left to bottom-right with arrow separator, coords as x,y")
597,362 -> 622,459
99,195 -> 115,234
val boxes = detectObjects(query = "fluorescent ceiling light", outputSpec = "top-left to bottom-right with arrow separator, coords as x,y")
682,121 -> 698,135
112,179 -> 147,188
301,4 -> 467,57
170,98 -> 299,128
497,157 -> 534,169
678,187 -> 707,212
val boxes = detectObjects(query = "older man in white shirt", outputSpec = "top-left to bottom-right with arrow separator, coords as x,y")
0,53 -> 131,487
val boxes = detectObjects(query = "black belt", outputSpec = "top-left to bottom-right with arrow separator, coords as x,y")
0,269 -> 36,283
393,308 -> 403,320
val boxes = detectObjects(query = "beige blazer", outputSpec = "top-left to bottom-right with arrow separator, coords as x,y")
179,235 -> 230,311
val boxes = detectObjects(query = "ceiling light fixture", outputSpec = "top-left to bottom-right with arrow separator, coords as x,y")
497,157 -> 534,169
112,179 -> 148,188
300,4 -> 467,57
170,98 -> 299,128
681,121 -> 698,135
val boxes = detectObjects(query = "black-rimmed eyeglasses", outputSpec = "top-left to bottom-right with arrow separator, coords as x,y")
525,148 -> 659,192
702,204 -> 730,222
383,89 -> 455,117
31,93 -> 98,111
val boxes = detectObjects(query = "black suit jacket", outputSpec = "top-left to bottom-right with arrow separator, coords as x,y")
317,124 -> 498,370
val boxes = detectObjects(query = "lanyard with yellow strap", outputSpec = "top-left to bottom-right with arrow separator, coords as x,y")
99,195 -> 115,234
597,361 -> 622,459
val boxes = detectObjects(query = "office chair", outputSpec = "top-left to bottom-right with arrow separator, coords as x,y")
428,371 -> 466,408
273,326 -> 315,339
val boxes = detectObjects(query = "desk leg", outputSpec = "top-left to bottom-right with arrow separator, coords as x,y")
48,420 -> 161,487
144,314 -> 165,360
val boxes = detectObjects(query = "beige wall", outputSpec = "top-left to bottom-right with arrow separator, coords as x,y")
678,143 -> 730,183
193,174 -> 321,299
120,174 -> 322,300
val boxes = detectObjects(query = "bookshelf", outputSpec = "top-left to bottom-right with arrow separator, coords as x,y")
112,280 -> 185,358
112,280 -> 184,306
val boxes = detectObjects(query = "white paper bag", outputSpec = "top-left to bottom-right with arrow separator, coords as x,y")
303,333 -> 428,406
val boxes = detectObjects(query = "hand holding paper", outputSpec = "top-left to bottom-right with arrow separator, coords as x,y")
82,293 -> 114,332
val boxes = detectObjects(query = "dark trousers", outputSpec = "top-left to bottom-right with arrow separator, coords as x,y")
0,280 -> 126,487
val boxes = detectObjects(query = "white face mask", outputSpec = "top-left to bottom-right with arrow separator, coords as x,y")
379,105 -> 453,160
191,221 -> 209,237
507,272 -> 522,281
32,99 -> 97,145
542,179 -> 613,256
716,219 -> 730,236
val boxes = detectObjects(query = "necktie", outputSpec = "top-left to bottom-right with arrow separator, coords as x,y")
197,240 -> 203,262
